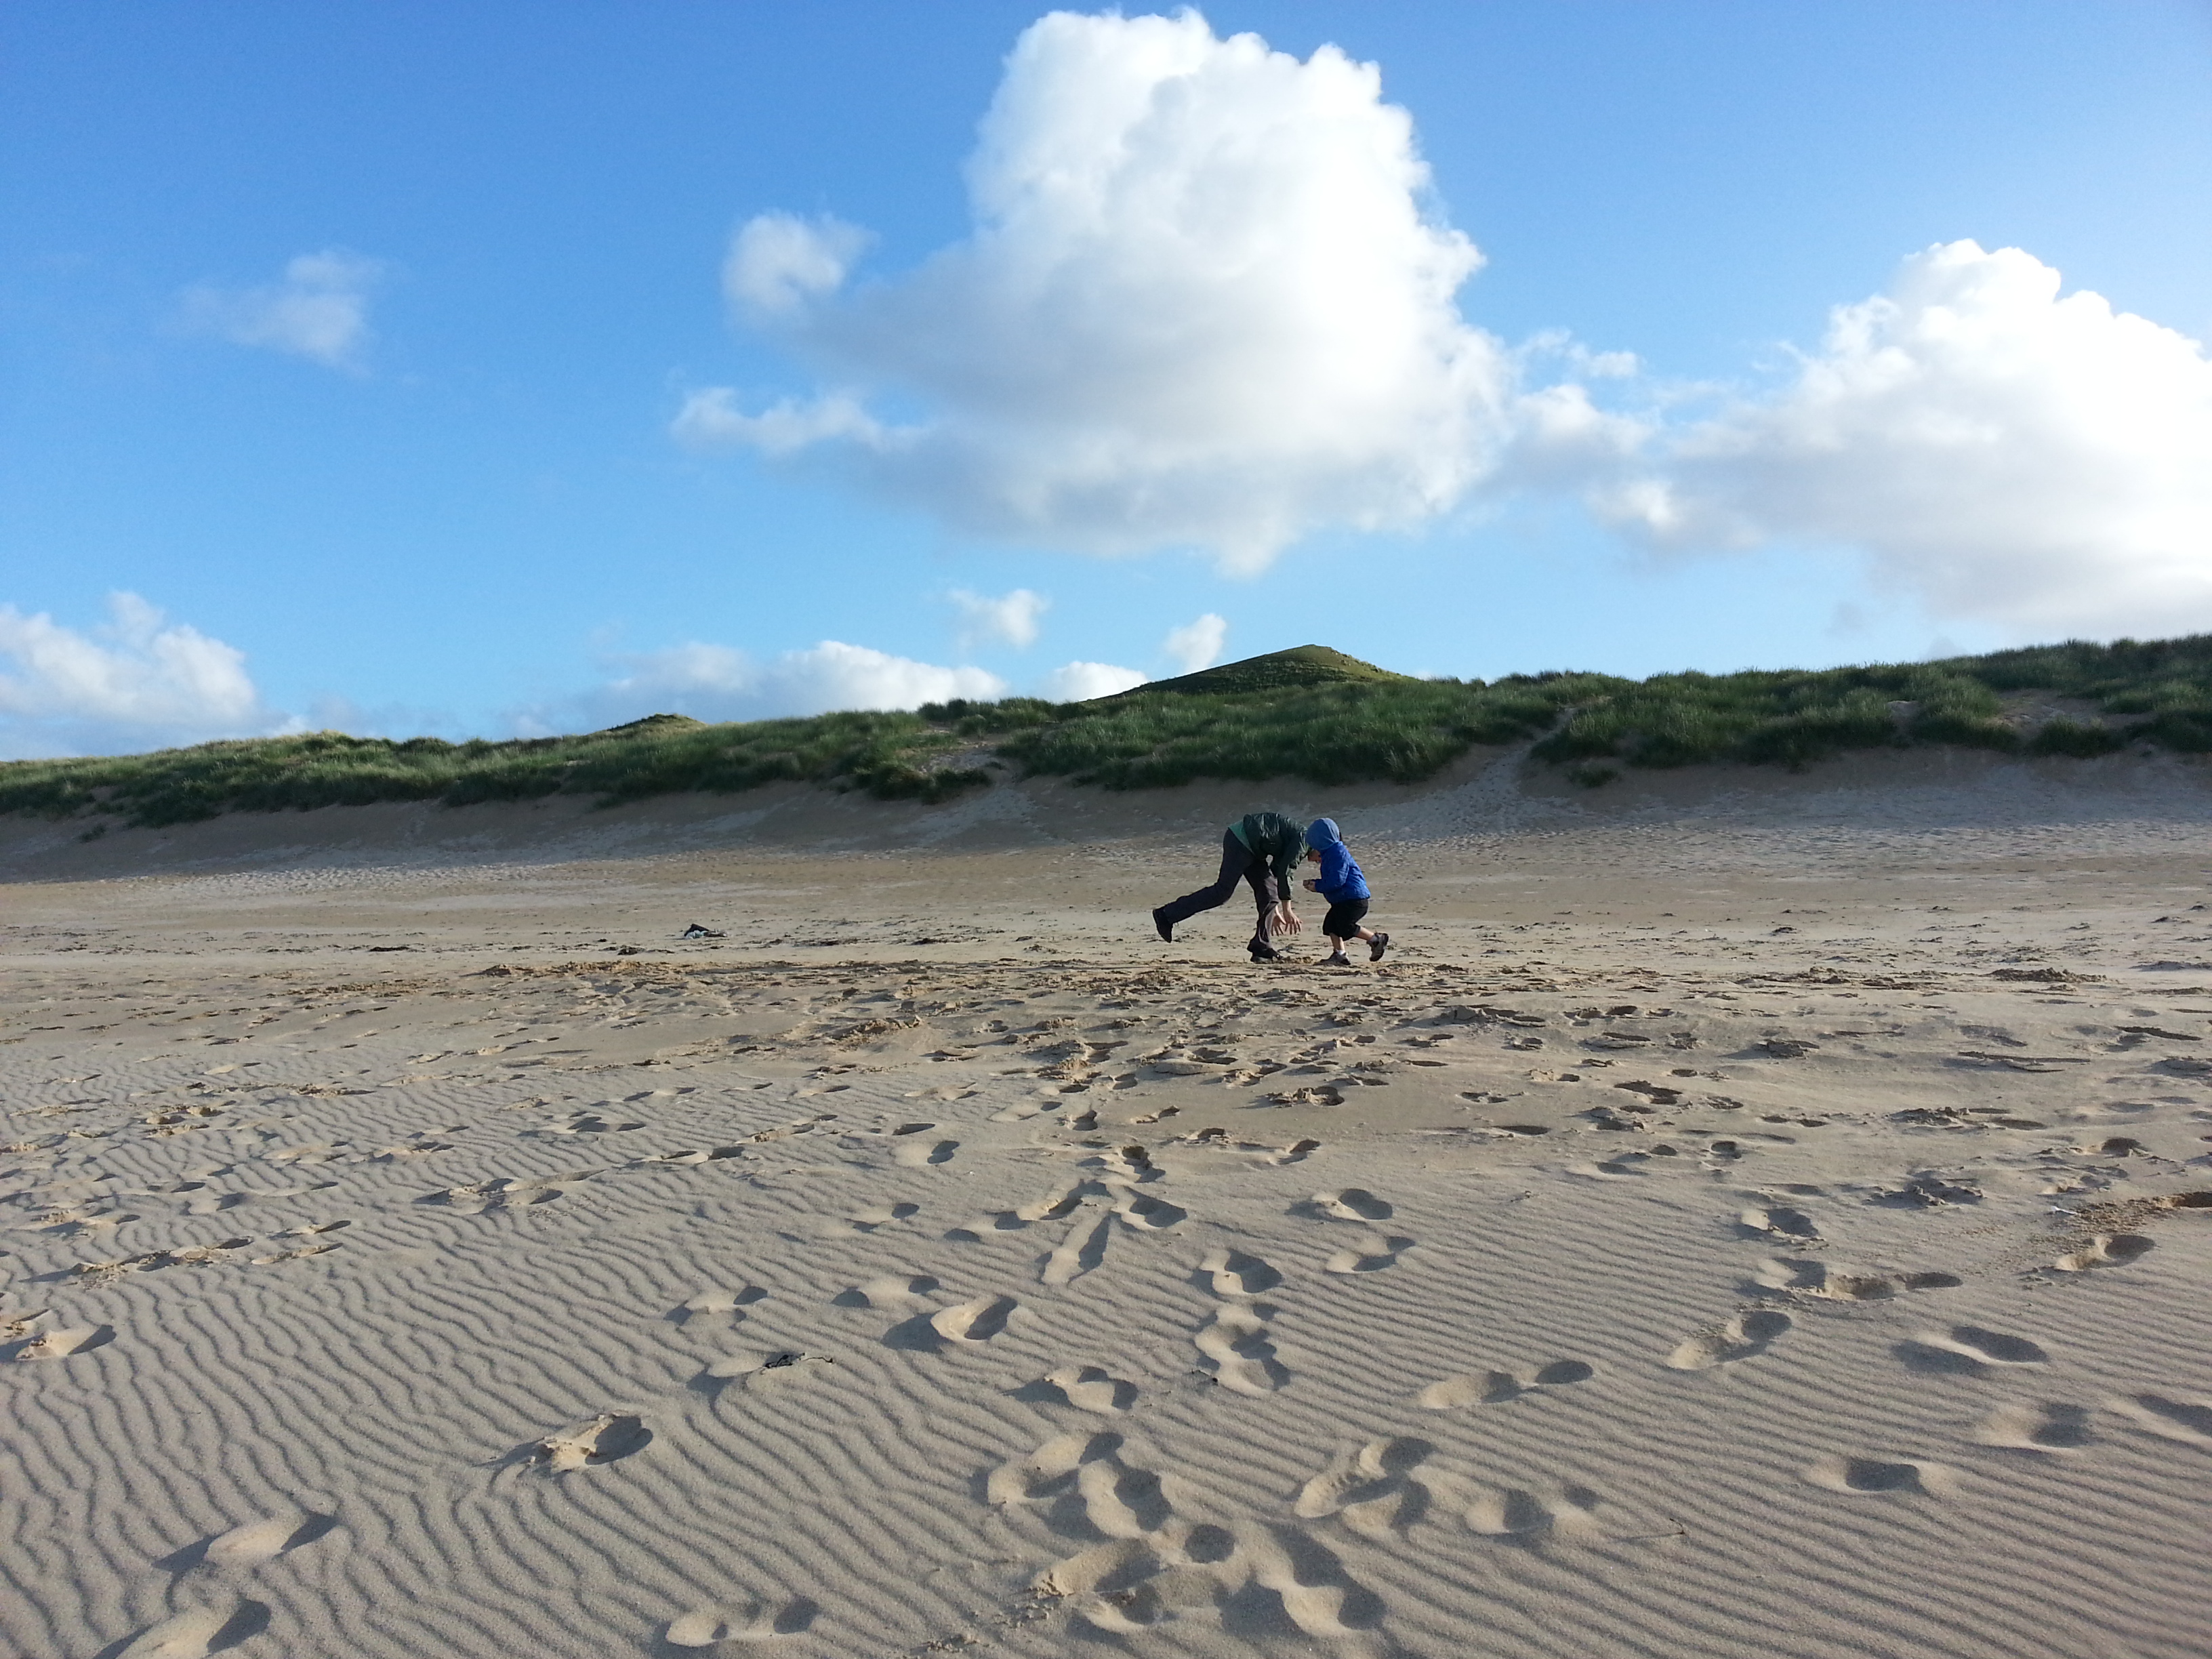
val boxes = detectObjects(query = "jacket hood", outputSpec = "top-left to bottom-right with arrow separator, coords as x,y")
1305,817 -> 1342,849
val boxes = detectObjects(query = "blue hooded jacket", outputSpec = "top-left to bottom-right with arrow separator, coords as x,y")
1304,818 -> 1369,903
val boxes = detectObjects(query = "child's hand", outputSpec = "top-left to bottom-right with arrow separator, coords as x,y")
1302,878 -> 1319,892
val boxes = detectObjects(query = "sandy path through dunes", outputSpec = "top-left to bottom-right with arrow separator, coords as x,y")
4,766 -> 2212,1657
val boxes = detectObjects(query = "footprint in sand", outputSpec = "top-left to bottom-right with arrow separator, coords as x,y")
1295,1437 -> 1434,1537
192,1512 -> 338,1568
833,1273 -> 939,1310
1306,1187 -> 1392,1222
1753,1258 -> 1912,1300
422,1178 -> 565,1215
1038,1364 -> 1137,1413
1418,1358 -> 1595,1408
820,1202 -> 920,1237
1195,1304 -> 1290,1395
1896,1324 -> 2049,1376
1418,1370 -> 1521,1408
893,1137 -> 959,1168
115,1599 -> 270,1658
529,1412 -> 651,1471
700,1351 -> 834,1392
1565,1147 -> 1662,1179
1042,1213 -> 1112,1287
1033,1523 -> 1238,1635
943,1212 -> 1035,1241
1324,1232 -> 1414,1274
1975,1401 -> 2096,1454
1233,1525 -> 1387,1639
1014,1185 -> 1085,1224
988,1429 -> 1181,1539
988,1425 -> 1084,1501
665,1595 -> 819,1644
1462,1483 -> 1604,1540
1737,1204 -> 1820,1240
1801,1453 -> 1958,1497
3,1322 -> 115,1361
2053,1233 -> 2154,1271
1197,1248 -> 1283,1298
674,1286 -> 766,1324
1666,1309 -> 1794,1371
1112,1192 -> 1186,1231
932,1293 -> 1017,1343
2106,1392 -> 2212,1449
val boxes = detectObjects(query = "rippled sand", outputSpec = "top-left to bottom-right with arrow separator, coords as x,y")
5,750 -> 2211,1657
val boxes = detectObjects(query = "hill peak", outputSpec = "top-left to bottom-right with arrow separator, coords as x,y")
1103,644 -> 1411,700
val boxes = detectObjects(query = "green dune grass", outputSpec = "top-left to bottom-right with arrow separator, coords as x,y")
8,637 -> 2212,829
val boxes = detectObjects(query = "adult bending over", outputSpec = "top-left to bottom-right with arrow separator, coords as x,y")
1151,811 -> 1305,962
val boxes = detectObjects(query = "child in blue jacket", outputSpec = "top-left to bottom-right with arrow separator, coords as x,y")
1301,818 -> 1389,966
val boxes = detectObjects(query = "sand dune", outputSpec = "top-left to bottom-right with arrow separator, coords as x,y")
4,752 -> 2211,1656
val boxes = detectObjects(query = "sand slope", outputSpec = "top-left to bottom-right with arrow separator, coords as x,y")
4,754 -> 2212,1657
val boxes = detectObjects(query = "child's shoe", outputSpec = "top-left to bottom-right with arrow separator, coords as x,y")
1151,907 -> 1174,943
1324,952 -> 1352,967
1368,933 -> 1391,962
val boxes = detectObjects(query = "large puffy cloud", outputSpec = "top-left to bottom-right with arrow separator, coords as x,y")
180,249 -> 387,370
525,639 -> 1008,735
0,592 -> 280,758
676,9 -> 1514,573
1607,241 -> 2212,638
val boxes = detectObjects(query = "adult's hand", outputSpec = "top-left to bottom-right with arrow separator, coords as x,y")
1276,903 -> 1303,935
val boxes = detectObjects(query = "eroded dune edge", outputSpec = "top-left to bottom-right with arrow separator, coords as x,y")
4,757 -> 2211,1658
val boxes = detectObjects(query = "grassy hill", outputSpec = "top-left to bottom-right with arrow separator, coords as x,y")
7,638 -> 2212,830
1101,642 -> 1414,699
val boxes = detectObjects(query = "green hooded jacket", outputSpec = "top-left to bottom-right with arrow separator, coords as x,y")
1229,812 -> 1305,902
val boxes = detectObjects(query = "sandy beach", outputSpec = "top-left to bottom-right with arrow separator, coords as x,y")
5,747 -> 2211,1658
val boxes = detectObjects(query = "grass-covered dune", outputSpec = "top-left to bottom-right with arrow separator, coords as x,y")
9,636 -> 2212,830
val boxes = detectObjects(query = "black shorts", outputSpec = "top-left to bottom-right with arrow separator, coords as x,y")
1322,899 -> 1370,937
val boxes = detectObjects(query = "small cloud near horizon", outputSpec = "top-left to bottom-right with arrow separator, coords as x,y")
518,638 -> 1008,735
1038,660 -> 1146,701
180,249 -> 389,370
0,592 -> 289,758
1162,613 -> 1229,676
949,587 -> 1048,651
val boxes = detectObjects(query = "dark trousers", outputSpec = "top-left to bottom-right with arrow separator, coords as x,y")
1159,830 -> 1282,945
1323,898 -> 1370,939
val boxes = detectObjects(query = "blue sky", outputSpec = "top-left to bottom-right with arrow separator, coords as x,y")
3,2 -> 2209,755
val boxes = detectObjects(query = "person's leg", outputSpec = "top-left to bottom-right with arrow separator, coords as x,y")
1322,900 -> 1367,963
1244,861 -> 1283,956
1156,831 -> 1256,937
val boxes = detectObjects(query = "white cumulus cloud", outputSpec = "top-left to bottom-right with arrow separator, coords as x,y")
180,249 -> 388,370
1039,660 -> 1147,701
1162,613 -> 1229,675
672,388 -> 887,458
0,592 -> 279,758
723,213 -> 872,318
678,9 -> 1516,573
949,587 -> 1050,650
1607,240 -> 2212,639
528,639 -> 1008,734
